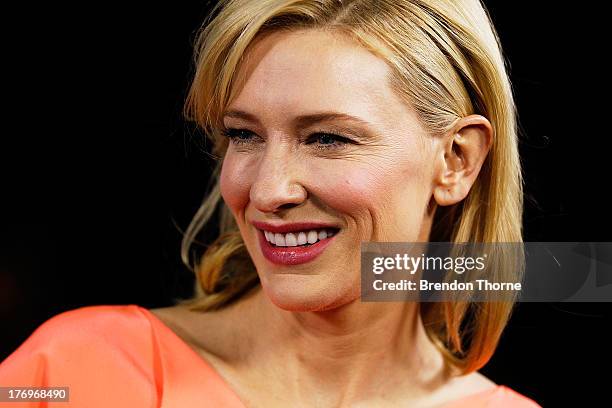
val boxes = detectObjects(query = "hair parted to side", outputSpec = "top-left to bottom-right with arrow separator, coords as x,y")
176,0 -> 524,375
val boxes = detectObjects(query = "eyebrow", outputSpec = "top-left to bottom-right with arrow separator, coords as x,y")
222,109 -> 375,130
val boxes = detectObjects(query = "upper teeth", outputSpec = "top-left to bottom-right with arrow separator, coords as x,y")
263,229 -> 337,247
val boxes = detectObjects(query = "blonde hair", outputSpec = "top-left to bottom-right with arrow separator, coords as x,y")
177,0 -> 524,374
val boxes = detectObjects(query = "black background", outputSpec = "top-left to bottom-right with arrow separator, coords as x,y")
1,1 -> 610,406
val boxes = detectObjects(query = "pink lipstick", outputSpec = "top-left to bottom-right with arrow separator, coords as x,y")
253,222 -> 340,266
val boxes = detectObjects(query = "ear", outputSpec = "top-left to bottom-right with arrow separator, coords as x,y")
432,115 -> 493,206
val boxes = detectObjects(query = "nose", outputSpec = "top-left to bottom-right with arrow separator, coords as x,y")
249,144 -> 307,213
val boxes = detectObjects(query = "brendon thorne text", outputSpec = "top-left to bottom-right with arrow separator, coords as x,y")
372,279 -> 522,291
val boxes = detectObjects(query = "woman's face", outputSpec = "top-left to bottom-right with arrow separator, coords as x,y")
220,29 -> 439,311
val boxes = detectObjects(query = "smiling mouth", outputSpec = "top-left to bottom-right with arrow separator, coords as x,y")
261,228 -> 340,248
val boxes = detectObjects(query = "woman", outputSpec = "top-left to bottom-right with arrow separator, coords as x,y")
0,0 -> 541,406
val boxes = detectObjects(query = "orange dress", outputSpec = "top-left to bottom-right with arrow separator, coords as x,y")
0,305 -> 541,407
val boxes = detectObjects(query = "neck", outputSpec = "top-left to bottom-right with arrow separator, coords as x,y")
232,286 -> 451,405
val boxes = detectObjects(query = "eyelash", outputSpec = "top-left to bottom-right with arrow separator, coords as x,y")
221,128 -> 354,150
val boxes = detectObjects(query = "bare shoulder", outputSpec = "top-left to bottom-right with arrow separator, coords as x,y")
148,304 -> 191,328
427,370 -> 497,407
148,303 -> 245,361
149,303 -> 232,333
462,371 -> 498,390
148,304 -> 215,344
450,371 -> 498,395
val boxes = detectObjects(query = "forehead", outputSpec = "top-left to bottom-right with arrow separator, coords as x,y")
227,29 -> 406,124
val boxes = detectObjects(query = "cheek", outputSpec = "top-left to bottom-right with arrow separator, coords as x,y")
219,155 -> 251,213
308,156 -> 429,239
326,167 -> 388,210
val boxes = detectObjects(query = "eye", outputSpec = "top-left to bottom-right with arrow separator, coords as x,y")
221,128 -> 355,151
306,132 -> 354,150
221,128 -> 259,145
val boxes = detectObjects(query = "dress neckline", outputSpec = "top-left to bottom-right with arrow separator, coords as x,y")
135,304 -> 504,407
135,304 -> 247,407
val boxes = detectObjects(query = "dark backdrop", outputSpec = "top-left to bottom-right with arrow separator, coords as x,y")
1,1 -> 610,407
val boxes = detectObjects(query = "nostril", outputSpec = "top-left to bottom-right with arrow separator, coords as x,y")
277,202 -> 299,210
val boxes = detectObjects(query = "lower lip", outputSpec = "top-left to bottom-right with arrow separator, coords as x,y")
257,229 -> 338,265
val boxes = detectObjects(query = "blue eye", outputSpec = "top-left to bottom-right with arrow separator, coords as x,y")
222,128 -> 257,145
306,133 -> 352,150
221,128 -> 354,150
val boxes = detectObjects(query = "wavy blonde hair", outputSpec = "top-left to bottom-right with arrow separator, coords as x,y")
176,0 -> 524,374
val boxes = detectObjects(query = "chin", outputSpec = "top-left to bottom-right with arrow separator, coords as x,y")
260,273 -> 359,312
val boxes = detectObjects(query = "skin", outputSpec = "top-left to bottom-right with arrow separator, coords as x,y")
152,29 -> 494,407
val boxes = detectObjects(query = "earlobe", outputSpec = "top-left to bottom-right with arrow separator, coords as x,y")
432,115 -> 493,207
433,167 -> 470,207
